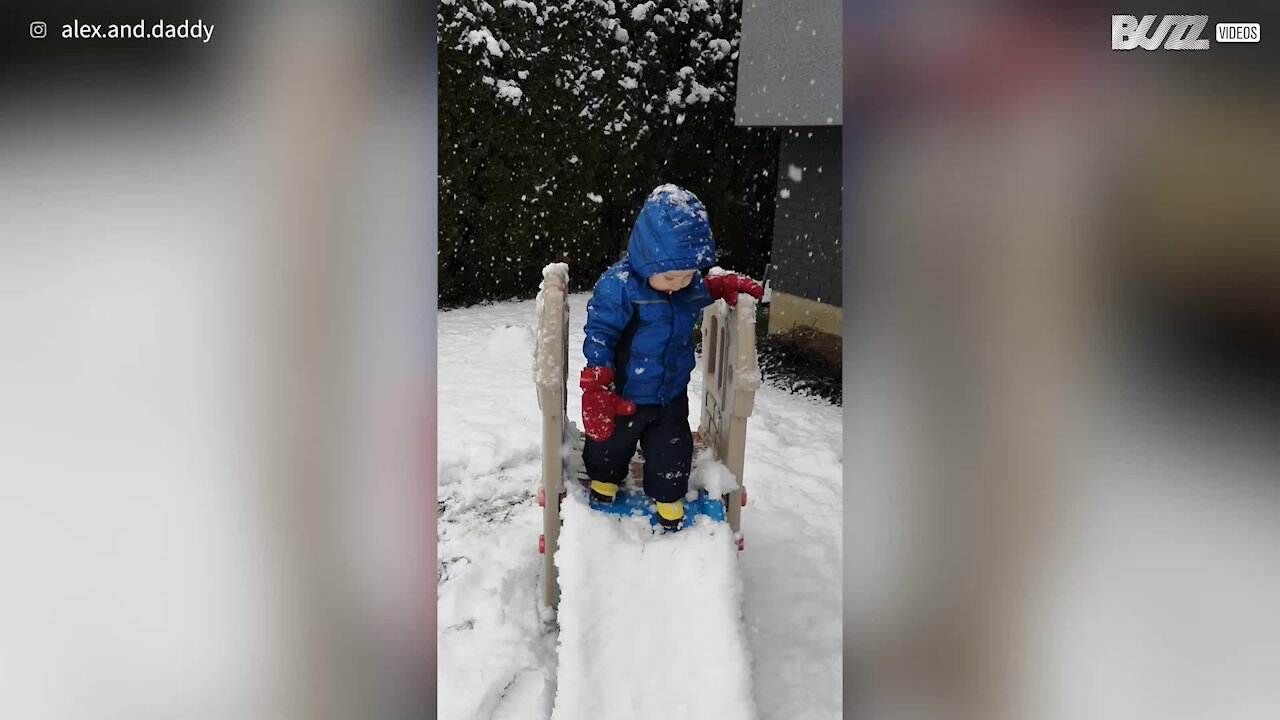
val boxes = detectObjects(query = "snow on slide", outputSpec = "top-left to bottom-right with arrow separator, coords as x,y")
552,491 -> 757,720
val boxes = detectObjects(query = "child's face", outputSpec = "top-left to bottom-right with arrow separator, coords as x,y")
648,270 -> 695,293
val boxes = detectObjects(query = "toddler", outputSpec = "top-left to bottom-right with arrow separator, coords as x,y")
579,184 -> 762,529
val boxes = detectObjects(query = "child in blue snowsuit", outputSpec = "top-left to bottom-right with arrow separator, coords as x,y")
579,185 -> 762,529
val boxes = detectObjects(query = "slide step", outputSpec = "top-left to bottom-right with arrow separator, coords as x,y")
589,488 -> 726,526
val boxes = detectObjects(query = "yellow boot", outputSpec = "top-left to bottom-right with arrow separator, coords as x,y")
655,500 -> 685,530
589,480 -> 618,505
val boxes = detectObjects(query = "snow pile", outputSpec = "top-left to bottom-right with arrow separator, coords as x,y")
502,0 -> 537,14
689,447 -> 739,497
495,79 -> 524,106
684,80 -> 714,105
465,29 -> 504,58
551,492 -> 757,720
541,262 -> 569,284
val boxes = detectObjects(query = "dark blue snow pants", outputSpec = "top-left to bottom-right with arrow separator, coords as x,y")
582,392 -> 692,504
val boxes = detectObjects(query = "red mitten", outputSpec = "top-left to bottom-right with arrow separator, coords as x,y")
706,272 -> 764,307
580,366 -> 637,442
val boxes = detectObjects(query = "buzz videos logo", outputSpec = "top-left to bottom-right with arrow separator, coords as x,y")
1112,15 -> 1261,50
1113,15 -> 1210,49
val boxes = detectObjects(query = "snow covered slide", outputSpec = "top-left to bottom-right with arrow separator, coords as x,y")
532,263 -> 762,718
551,493 -> 757,719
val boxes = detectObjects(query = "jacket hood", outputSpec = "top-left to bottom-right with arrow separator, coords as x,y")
625,184 -> 717,279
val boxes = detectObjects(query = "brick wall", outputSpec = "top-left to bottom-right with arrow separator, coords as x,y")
770,127 -> 843,308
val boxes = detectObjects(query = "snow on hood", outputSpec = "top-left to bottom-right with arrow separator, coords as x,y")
625,184 -> 717,278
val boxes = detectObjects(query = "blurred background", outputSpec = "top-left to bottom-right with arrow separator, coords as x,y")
844,2 -> 1280,720
0,1 -> 433,718
2,0 -> 1279,718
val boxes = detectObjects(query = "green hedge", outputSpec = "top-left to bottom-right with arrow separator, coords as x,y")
439,0 -> 779,307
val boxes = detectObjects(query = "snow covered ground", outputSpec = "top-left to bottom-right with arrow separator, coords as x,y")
437,292 -> 844,720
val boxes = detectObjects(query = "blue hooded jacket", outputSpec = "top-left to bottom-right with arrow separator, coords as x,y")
583,185 -> 717,405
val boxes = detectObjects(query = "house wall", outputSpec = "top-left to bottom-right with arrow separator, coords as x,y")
769,127 -> 843,334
